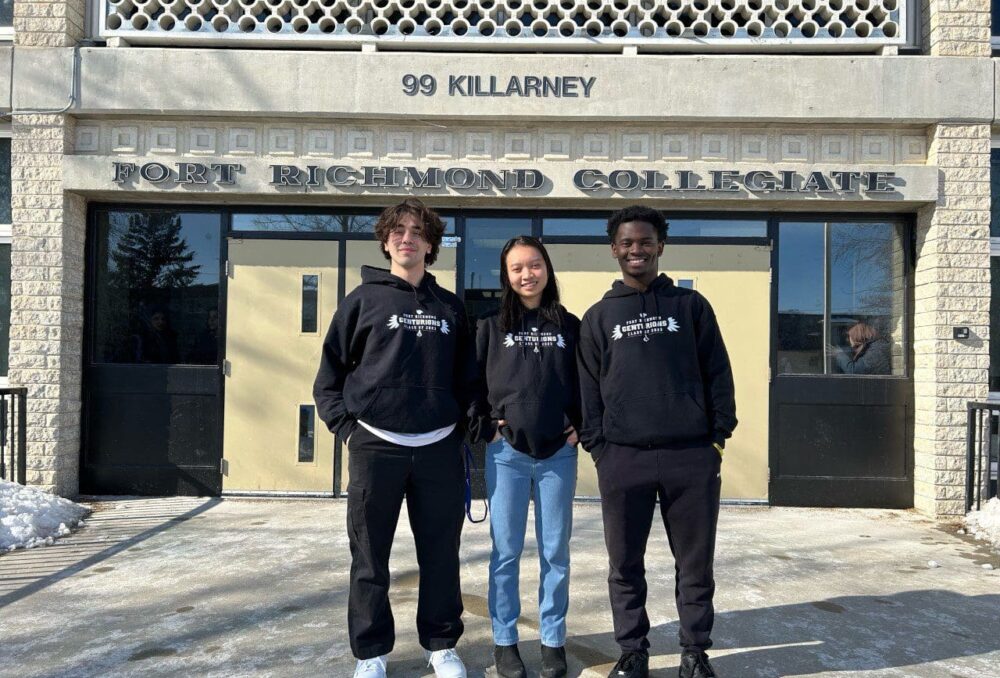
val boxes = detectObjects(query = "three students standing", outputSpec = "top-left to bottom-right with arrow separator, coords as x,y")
314,200 -> 736,678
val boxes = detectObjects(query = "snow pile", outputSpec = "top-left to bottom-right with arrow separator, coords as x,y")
0,480 -> 90,552
964,496 -> 1000,552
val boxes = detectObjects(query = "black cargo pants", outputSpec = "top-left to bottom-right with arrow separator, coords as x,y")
346,426 -> 466,660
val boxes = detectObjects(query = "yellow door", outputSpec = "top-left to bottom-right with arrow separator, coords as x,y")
548,243 -> 771,501
222,239 -> 339,493
339,242 -> 458,490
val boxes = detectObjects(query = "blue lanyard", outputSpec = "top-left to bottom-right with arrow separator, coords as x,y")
463,443 -> 489,524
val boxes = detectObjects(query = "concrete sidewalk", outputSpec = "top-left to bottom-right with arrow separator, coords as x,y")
1,498 -> 998,678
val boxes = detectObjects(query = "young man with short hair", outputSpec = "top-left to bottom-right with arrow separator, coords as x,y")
578,205 -> 737,678
313,198 -> 476,678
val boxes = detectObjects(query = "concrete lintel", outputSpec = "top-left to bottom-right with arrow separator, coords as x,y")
12,48 -> 996,123
63,155 -> 941,205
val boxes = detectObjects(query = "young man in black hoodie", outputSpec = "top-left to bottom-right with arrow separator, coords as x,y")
313,198 -> 476,678
578,206 -> 737,678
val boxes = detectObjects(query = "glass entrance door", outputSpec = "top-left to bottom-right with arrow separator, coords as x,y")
83,209 -> 223,495
771,219 -> 912,507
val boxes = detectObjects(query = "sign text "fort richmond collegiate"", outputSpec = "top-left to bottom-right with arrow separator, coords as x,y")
110,162 -> 900,195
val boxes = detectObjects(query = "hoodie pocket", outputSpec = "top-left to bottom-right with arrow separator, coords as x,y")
605,391 -> 709,445
363,385 -> 459,431
502,400 -> 568,454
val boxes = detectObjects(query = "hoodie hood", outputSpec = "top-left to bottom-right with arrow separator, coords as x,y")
361,265 -> 438,290
602,273 -> 675,299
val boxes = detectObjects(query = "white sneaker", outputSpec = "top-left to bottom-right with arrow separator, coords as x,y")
353,655 -> 387,678
425,648 -> 467,678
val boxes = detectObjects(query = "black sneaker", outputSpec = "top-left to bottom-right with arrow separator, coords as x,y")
678,649 -> 717,678
608,650 -> 649,678
540,644 -> 567,678
493,644 -> 527,678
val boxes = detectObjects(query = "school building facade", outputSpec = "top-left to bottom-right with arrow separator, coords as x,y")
1,0 -> 998,516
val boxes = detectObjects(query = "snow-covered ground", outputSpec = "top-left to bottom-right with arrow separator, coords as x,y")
964,496 -> 1000,552
0,480 -> 90,552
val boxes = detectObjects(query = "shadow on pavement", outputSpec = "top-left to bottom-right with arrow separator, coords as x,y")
533,589 -> 1000,676
0,498 -> 222,610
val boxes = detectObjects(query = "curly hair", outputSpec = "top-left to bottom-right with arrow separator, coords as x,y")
606,205 -> 669,243
374,198 -> 446,266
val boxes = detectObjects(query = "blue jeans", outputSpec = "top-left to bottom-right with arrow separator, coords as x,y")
486,438 -> 578,648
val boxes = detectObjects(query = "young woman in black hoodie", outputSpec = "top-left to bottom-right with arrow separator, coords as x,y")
470,236 -> 581,678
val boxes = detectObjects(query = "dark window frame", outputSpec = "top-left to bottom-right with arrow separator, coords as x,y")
771,214 -> 914,381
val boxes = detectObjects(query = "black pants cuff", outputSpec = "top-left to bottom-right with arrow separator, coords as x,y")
355,643 -> 394,660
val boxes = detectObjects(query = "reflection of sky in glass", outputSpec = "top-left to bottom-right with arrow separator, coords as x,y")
778,222 -> 824,314
544,218 -> 605,236
465,218 -> 531,289
542,217 -> 767,238
231,213 -> 456,234
233,214 -> 353,232
830,223 -> 895,317
668,219 -> 766,237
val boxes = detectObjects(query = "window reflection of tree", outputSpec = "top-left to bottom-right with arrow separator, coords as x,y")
829,223 -> 901,375
100,213 -> 204,364
830,224 -> 899,336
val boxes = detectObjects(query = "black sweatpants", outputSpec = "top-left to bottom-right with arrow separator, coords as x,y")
596,442 -> 721,653
346,426 -> 466,660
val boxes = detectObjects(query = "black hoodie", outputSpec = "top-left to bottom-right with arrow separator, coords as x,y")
577,274 -> 737,460
313,265 -> 477,440
469,307 -> 582,459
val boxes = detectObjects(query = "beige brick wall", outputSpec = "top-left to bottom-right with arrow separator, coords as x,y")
922,0 -> 992,56
8,114 -> 86,497
13,0 -> 88,47
913,123 -> 992,517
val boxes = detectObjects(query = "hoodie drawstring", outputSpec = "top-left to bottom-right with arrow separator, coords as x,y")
639,293 -> 649,343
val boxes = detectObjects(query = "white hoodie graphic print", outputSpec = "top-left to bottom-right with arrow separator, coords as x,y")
611,312 -> 680,342
502,328 -> 567,354
386,309 -> 450,337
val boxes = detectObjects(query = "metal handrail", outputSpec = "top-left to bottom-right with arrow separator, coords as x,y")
0,387 -> 27,485
966,402 -> 1000,513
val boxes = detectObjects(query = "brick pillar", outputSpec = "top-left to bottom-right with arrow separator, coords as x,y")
13,0 -> 87,47
922,0 -> 992,56
913,123 -> 992,517
8,115 -> 86,496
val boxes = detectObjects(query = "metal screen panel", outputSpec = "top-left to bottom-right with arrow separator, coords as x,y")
101,0 -> 906,49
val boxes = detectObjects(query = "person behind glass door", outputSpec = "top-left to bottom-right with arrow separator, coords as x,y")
577,206 -> 737,678
834,321 -> 892,376
135,305 -> 179,364
312,198 -> 477,678
468,236 -> 581,678
189,308 -> 219,364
